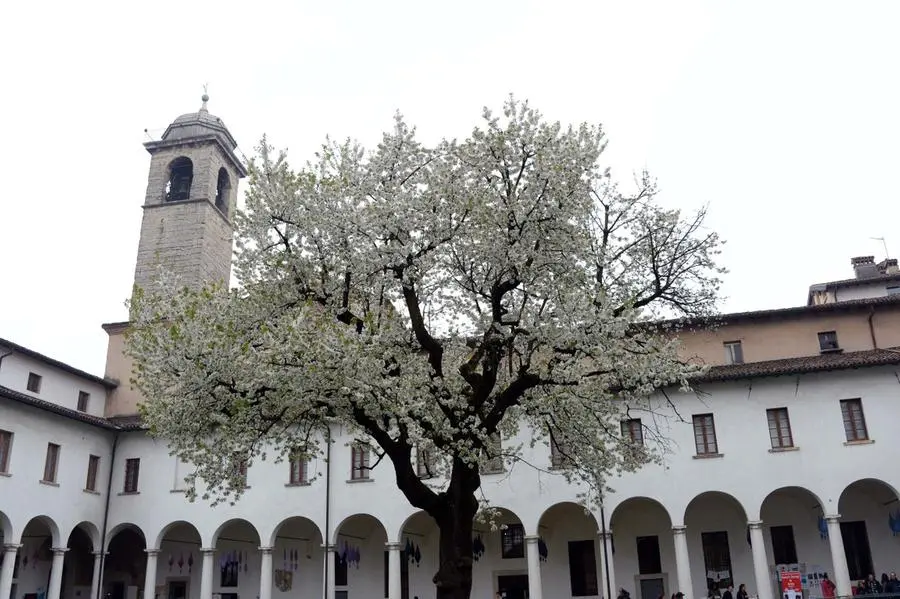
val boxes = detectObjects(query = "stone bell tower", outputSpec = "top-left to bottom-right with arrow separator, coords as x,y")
132,93 -> 248,291
103,94 -> 247,417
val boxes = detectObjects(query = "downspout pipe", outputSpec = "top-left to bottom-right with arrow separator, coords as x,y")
600,497 -> 612,599
323,427 -> 333,599
868,307 -> 878,349
96,431 -> 120,599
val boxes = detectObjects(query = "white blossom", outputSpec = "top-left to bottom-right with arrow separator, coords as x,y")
127,97 -> 724,599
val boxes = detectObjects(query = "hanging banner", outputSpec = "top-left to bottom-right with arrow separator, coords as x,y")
781,571 -> 803,599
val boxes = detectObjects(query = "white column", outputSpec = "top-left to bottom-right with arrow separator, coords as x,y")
258,547 -> 273,599
598,530 -> 616,599
47,548 -> 68,599
90,551 -> 106,599
0,544 -> 21,599
143,550 -> 159,599
199,548 -> 215,599
322,544 -> 335,599
748,521 -> 773,599
825,515 -> 852,598
525,535 -> 543,599
673,525 -> 694,599
382,542 -> 400,599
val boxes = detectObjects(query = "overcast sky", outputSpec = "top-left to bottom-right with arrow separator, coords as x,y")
1,0 -> 898,376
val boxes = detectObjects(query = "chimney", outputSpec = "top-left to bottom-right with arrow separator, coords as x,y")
877,258 -> 899,275
850,256 -> 879,279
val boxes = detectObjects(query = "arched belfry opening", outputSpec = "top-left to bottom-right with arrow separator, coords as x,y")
215,167 -> 231,214
166,156 -> 194,201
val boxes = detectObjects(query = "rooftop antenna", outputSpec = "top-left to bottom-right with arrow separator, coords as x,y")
871,237 -> 890,260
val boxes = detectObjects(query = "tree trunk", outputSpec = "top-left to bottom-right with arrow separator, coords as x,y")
432,469 -> 479,599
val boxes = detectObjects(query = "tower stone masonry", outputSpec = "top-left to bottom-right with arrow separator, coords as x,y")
103,94 -> 247,416
133,94 -> 247,292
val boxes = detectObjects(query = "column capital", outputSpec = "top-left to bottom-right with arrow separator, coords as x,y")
320,543 -> 335,551
258,546 -> 274,554
91,551 -> 108,558
672,525 -> 687,534
385,542 -> 401,550
200,547 -> 216,554
747,520 -> 764,530
825,514 -> 841,522
51,548 -> 69,556
144,549 -> 161,556
524,535 -> 540,543
597,529 -> 613,539
2,544 -> 22,552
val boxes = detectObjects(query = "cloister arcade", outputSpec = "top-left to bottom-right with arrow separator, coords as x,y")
2,479 -> 900,599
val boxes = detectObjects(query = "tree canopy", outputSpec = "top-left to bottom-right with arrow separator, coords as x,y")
128,98 -> 724,599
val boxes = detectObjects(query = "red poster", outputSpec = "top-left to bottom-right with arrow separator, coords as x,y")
781,571 -> 802,599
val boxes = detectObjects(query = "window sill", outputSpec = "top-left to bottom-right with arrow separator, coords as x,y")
693,453 -> 724,460
844,439 -> 874,446
769,446 -> 799,453
39,479 -> 59,487
346,478 -> 373,483
285,482 -> 311,487
118,491 -> 140,496
0,472 -> 11,478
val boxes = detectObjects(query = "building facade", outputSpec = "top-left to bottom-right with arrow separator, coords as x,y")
2,99 -> 900,599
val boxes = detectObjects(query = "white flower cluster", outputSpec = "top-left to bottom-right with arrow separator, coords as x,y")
127,98 -> 723,591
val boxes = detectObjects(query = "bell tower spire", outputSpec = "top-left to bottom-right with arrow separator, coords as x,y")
132,93 -> 247,292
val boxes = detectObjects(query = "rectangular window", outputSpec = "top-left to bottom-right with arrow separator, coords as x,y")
85,455 -> 100,491
43,443 -> 60,483
767,408 -> 794,449
416,446 -> 435,478
568,540 -> 599,596
701,531 -> 733,591
818,330 -> 840,351
692,414 -> 718,455
0,430 -> 11,473
26,372 -> 42,393
233,457 -> 248,488
770,525 -> 798,565
840,399 -> 869,441
501,523 -> 525,559
481,433 -> 503,473
723,341 -> 744,365
334,552 -> 348,587
621,419 -> 644,445
289,451 -> 308,485
351,445 -> 370,480
550,434 -> 572,469
77,391 -> 90,412
124,458 -> 140,493
636,535 -> 662,574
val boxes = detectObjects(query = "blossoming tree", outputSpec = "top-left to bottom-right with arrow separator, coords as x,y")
127,98 -> 724,599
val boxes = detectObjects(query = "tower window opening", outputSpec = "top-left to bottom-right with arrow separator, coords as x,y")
215,167 -> 231,214
166,156 -> 193,202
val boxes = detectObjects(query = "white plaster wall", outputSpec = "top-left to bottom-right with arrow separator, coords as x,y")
4,365 -> 900,599
0,400 -> 113,545
0,352 -> 108,418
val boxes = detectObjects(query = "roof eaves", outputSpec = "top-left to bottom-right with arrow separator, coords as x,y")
0,337 -> 117,389
0,385 -> 118,430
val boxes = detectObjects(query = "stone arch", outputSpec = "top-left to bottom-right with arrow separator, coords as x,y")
22,515 -> 62,547
166,156 -> 194,201
210,518 -> 261,548
214,167 -> 231,214
537,501 -> 599,548
760,487 -> 828,569
67,521 -> 102,550
684,491 -> 751,596
398,511 -> 438,597
837,478 -> 900,580
270,516 -> 324,596
609,497 -> 675,599
104,522 -> 146,550
0,509 -> 14,543
154,520 -> 202,550
333,513 -> 390,598
538,502 -> 602,597
269,516 -> 323,552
